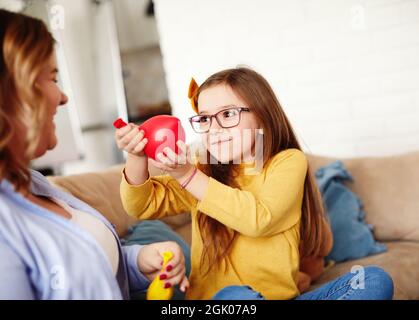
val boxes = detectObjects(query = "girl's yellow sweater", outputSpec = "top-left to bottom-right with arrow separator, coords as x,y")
120,148 -> 308,300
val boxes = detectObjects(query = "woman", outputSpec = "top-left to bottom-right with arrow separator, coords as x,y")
0,9 -> 188,299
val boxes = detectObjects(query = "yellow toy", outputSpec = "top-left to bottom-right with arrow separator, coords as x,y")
146,251 -> 174,300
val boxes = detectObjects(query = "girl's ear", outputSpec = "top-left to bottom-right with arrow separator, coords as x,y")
188,78 -> 199,113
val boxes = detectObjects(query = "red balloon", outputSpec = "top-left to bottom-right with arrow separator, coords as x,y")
113,116 -> 186,161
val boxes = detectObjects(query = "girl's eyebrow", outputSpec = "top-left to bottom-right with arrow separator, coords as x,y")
198,104 -> 235,115
51,68 -> 59,74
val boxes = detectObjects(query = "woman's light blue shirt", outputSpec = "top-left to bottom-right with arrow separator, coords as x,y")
0,170 -> 150,299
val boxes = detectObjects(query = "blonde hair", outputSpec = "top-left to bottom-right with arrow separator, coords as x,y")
0,9 -> 55,190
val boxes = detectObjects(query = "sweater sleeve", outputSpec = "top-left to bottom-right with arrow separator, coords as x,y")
120,170 -> 197,220
121,244 -> 151,294
196,149 -> 308,237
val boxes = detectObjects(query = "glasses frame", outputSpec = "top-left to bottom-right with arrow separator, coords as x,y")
188,106 -> 250,134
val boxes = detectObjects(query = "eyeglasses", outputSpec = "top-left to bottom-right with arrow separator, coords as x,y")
188,107 -> 250,133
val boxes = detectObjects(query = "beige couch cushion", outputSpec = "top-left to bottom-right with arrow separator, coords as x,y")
312,241 -> 419,300
307,150 -> 419,242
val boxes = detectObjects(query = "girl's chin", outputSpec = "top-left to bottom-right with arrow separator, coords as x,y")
208,151 -> 243,164
211,155 -> 231,164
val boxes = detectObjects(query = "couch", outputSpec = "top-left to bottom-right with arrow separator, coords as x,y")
48,151 -> 419,300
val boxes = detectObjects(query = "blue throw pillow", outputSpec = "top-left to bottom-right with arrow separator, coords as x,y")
315,161 -> 387,262
122,220 -> 191,300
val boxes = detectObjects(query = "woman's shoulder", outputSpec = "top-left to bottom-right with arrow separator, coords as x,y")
0,192 -> 11,215
0,170 -> 50,214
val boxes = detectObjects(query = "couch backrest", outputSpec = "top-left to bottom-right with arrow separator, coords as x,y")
48,150 -> 419,243
48,162 -> 193,240
307,150 -> 419,242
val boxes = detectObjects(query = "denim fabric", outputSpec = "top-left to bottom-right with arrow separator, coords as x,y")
315,161 -> 386,262
212,266 -> 394,300
296,266 -> 393,300
212,285 -> 265,300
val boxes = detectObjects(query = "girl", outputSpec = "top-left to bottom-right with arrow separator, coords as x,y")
115,67 -> 393,300
0,9 -> 188,299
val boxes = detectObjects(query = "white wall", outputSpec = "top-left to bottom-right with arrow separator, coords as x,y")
113,0 -> 169,120
56,0 -> 127,175
154,0 -> 419,158
113,0 -> 160,51
2,0 -> 86,170
0,0 -> 25,11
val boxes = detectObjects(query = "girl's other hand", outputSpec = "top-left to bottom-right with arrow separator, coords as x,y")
150,140 -> 194,181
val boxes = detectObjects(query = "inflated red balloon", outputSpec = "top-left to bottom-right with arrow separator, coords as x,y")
113,116 -> 186,161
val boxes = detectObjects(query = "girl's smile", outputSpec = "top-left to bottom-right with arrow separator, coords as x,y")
210,136 -> 233,145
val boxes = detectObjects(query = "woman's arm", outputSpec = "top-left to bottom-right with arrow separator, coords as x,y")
0,239 -> 35,299
121,244 -> 151,294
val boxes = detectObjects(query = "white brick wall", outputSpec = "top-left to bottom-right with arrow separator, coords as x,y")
154,0 -> 419,158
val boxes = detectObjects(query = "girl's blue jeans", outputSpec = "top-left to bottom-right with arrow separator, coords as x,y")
212,266 -> 394,300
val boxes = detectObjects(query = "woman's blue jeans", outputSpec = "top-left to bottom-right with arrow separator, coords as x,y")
212,266 -> 394,300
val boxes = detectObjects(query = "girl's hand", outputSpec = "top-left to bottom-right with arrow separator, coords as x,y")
137,241 -> 190,292
115,123 -> 148,158
150,140 -> 194,181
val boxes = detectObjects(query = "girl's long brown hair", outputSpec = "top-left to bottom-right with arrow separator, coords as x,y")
0,9 -> 55,191
193,67 -> 327,275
